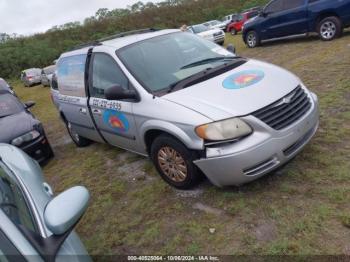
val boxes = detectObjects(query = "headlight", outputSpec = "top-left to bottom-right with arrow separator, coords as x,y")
11,130 -> 41,146
195,118 -> 252,141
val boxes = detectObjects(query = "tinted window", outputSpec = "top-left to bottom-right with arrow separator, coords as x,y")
192,24 -> 209,33
0,163 -> 36,233
0,94 -> 23,118
90,53 -> 129,98
57,54 -> 86,97
283,0 -> 305,9
265,0 -> 283,13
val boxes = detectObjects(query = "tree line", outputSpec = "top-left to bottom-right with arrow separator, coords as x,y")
0,0 -> 267,79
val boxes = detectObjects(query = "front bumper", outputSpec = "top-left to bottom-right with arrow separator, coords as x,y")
194,91 -> 319,187
214,35 -> 225,44
21,135 -> 54,165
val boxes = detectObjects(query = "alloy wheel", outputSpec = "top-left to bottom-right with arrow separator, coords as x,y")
320,21 -> 336,40
157,146 -> 188,183
247,33 -> 257,47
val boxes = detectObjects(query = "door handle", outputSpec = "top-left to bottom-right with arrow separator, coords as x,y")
79,108 -> 87,115
92,109 -> 102,116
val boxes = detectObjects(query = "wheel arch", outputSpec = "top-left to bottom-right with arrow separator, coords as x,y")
141,121 -> 204,155
314,11 -> 342,31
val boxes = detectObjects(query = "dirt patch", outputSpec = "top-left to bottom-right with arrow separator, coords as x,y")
254,220 -> 278,242
174,187 -> 204,198
193,202 -> 225,216
51,134 -> 72,148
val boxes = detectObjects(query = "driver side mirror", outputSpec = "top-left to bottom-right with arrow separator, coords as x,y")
24,101 -> 35,109
227,44 -> 236,55
105,84 -> 138,101
44,186 -> 89,235
19,186 -> 89,261
261,11 -> 268,17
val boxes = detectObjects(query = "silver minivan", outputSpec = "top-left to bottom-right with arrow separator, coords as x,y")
53,29 -> 319,189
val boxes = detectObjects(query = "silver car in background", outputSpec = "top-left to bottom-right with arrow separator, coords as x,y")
21,68 -> 42,87
0,144 -> 91,261
203,20 -> 228,31
41,65 -> 56,87
187,24 -> 225,45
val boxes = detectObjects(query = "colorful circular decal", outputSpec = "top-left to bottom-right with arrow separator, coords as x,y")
223,70 -> 265,90
103,109 -> 129,133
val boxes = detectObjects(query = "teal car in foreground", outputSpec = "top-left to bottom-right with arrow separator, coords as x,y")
0,144 -> 91,262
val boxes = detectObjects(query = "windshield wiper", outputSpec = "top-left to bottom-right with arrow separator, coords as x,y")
166,58 -> 247,94
0,114 -> 11,119
180,56 -> 238,70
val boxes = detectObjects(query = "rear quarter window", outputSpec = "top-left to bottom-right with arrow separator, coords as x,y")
57,54 -> 87,97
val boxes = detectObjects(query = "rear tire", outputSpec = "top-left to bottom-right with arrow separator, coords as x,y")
245,30 -> 260,48
317,16 -> 342,41
66,121 -> 91,147
151,134 -> 202,189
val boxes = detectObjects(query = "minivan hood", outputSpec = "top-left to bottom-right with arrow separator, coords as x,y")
0,111 -> 39,143
162,59 -> 301,121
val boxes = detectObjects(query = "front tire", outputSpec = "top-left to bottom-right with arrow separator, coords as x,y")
245,30 -> 260,48
66,121 -> 91,147
151,134 -> 202,189
317,16 -> 342,41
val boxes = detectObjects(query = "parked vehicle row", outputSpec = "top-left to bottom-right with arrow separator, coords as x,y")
20,65 -> 56,87
51,28 -> 319,190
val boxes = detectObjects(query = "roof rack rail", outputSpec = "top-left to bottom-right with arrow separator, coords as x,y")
242,6 -> 262,12
69,41 -> 102,51
98,28 -> 160,42
69,28 -> 160,51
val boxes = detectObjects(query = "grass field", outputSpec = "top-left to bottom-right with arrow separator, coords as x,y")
10,31 -> 350,255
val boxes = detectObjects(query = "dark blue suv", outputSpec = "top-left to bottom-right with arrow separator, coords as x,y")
242,0 -> 350,48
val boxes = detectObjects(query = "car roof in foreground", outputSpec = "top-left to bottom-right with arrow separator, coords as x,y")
61,29 -> 181,58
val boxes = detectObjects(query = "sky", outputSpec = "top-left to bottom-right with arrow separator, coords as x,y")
0,0 -> 158,35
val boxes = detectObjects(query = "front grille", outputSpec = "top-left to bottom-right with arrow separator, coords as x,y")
214,32 -> 223,37
252,85 -> 311,130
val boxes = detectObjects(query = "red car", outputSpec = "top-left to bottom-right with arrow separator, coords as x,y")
227,9 -> 260,35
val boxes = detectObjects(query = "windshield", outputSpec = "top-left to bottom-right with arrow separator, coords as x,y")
0,94 -> 24,118
192,24 -> 209,34
44,66 -> 56,75
118,32 -> 236,93
25,69 -> 41,76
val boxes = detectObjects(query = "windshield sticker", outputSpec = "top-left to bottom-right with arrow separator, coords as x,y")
223,70 -> 265,89
103,110 -> 129,133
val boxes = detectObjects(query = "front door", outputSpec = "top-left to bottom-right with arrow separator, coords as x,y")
88,52 -> 138,151
261,0 -> 285,39
276,0 -> 308,37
